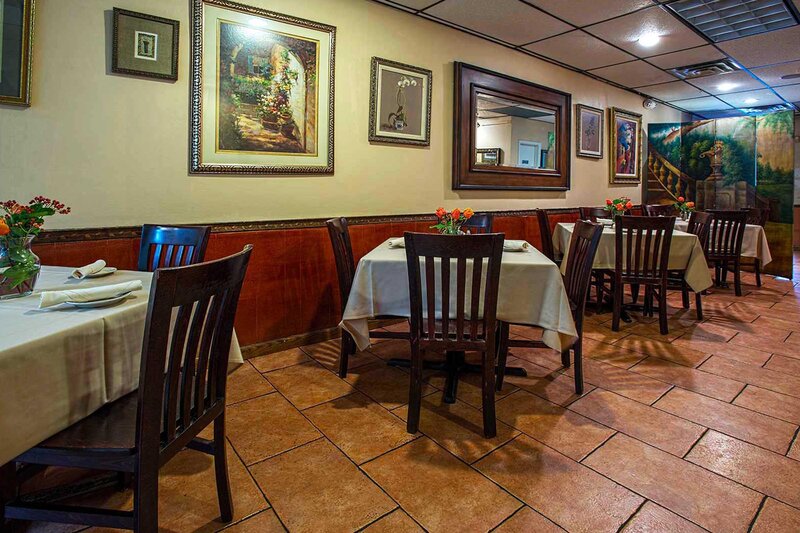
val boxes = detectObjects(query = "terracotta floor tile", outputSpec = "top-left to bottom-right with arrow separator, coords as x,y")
226,393 -> 321,465
495,390 -> 614,461
493,507 -> 565,533
751,498 -> 800,533
614,335 -> 709,367
249,347 -> 311,373
582,322 -> 631,344
250,439 -> 396,533
729,332 -> 797,357
303,392 -> 417,464
674,321 -> 739,342
394,395 -> 519,463
424,368 -> 518,410
623,501 -> 705,533
765,354 -> 800,376
507,345 -> 565,371
563,358 -> 672,405
301,339 -> 382,372
583,339 -> 646,369
789,439 -> 800,461
699,355 -> 800,398
672,335 -> 774,366
361,509 -> 423,532
226,362 -> 275,405
503,357 -> 593,406
223,510 -> 285,532
686,430 -> 800,508
570,389 -> 704,456
265,361 -> 354,410
367,339 -> 412,360
584,433 -> 761,533
622,322 -> 688,343
476,434 -> 643,533
654,387 -> 797,454
733,385 -> 800,425
345,362 -> 436,409
754,315 -> 800,333
630,356 -> 744,402
362,437 -> 522,533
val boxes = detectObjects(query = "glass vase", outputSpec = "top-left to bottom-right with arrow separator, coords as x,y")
0,236 -> 41,299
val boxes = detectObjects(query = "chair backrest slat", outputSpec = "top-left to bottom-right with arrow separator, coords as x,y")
562,221 -> 603,331
456,257 -> 466,342
707,210 -> 747,260
138,225 -> 211,272
536,209 -> 556,262
326,218 -> 357,314
470,257 -> 483,341
643,204 -> 676,217
687,211 -> 713,256
741,207 -> 769,227
462,212 -> 493,234
615,216 -> 675,280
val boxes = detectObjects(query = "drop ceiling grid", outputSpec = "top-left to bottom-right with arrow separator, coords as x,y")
372,0 -> 800,113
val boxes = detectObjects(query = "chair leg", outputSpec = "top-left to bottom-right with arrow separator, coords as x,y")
573,338 -> 584,395
0,462 -> 16,533
631,283 -> 640,304
561,348 -> 571,368
612,279 -> 622,332
595,271 -> 605,311
406,343 -> 423,434
755,260 -> 762,287
681,279 -> 690,309
734,260 -> 742,297
495,322 -> 509,391
482,349 -> 497,439
213,414 -> 233,523
695,291 -> 703,320
134,466 -> 158,533
338,332 -> 354,378
658,283 -> 669,335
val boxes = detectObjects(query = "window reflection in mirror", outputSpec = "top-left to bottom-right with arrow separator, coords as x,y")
474,92 -> 556,170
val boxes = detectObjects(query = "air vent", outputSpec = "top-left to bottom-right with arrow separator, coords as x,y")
667,0 -> 799,42
669,58 -> 742,79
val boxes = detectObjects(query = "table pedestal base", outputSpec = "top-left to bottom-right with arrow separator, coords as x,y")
388,351 -> 528,404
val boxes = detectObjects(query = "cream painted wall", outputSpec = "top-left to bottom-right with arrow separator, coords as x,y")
0,0 -> 683,230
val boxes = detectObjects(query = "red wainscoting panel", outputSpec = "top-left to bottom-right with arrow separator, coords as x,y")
31,212 -> 581,347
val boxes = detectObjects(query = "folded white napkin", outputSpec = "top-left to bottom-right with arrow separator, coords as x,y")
597,218 -> 614,227
71,260 -> 107,279
39,280 -> 143,309
388,238 -> 405,249
503,240 -> 529,252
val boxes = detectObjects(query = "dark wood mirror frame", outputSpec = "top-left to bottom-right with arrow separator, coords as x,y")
452,63 -> 571,191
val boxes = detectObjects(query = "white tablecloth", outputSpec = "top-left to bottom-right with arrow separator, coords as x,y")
553,223 -> 713,293
0,266 -> 243,465
674,220 -> 772,266
340,239 -> 578,354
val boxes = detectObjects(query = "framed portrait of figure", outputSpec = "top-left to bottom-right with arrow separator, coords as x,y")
368,57 -> 432,146
575,104 -> 603,158
190,0 -> 336,174
608,107 -> 642,184
112,8 -> 180,81
0,0 -> 34,106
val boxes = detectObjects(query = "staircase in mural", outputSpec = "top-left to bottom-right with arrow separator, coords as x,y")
646,144 -> 695,205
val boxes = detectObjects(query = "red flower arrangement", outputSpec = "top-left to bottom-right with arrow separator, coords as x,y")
604,196 -> 633,216
431,207 -> 474,235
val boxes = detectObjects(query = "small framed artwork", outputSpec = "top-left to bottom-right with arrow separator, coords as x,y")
575,104 -> 603,159
0,0 -> 35,106
609,107 -> 642,184
112,8 -> 179,81
369,57 -> 432,146
476,148 -> 501,166
190,0 -> 336,174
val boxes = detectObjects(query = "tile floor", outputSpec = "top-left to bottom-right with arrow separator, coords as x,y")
24,257 -> 800,532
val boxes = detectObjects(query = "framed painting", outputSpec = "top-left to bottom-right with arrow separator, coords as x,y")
368,57 -> 431,146
190,0 -> 336,175
112,8 -> 179,81
476,148 -> 501,166
0,0 -> 34,106
575,104 -> 603,159
609,107 -> 642,184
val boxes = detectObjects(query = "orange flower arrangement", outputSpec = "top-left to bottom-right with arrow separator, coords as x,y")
431,207 -> 474,235
673,196 -> 696,214
0,219 -> 9,236
603,197 -> 632,216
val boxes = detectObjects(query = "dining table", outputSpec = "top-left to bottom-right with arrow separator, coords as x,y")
0,266 -> 243,466
674,219 -> 772,267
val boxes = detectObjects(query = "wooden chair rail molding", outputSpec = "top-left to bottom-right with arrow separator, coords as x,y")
31,207 -> 633,350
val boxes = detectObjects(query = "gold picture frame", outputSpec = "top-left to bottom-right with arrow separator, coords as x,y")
608,107 -> 642,184
368,57 -> 432,146
0,0 -> 35,106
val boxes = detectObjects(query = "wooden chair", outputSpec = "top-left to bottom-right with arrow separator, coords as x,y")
536,209 -> 560,264
611,216 -> 675,334
327,217 -> 406,377
741,207 -> 769,287
462,212 -> 493,234
579,206 -> 609,222
496,221 -> 602,395
643,204 -> 677,217
706,210 -> 748,296
4,246 -> 253,532
137,224 -> 211,272
404,232 -> 504,438
676,211 -> 712,319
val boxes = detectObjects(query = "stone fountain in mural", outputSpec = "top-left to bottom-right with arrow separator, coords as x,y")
694,140 -> 752,210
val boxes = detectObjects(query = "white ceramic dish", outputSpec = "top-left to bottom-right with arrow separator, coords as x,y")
85,267 -> 117,278
64,291 -> 132,308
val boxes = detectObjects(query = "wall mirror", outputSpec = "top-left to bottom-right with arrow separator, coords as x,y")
453,63 -> 571,190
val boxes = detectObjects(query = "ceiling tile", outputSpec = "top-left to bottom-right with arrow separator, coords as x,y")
637,80 -> 707,100
585,6 -> 707,57
589,60 -> 677,87
525,0 -> 655,27
647,45 -> 726,69
686,70 -> 767,94
381,0 -> 438,9
717,25 -> 800,68
718,89 -> 786,107
671,96 -> 735,111
751,60 -> 800,87
424,0 -> 573,45
524,30 -> 636,70
775,83 -> 800,103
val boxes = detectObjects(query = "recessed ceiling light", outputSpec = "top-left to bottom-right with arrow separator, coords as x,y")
744,97 -> 758,103
717,82 -> 738,91
637,33 -> 661,47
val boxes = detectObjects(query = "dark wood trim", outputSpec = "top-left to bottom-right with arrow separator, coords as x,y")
35,208 -> 583,244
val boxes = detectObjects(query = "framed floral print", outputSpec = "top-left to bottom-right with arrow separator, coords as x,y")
190,0 -> 336,175
575,104 -> 603,159
368,57 -> 432,146
609,107 -> 642,184
0,0 -> 34,106
112,8 -> 180,81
